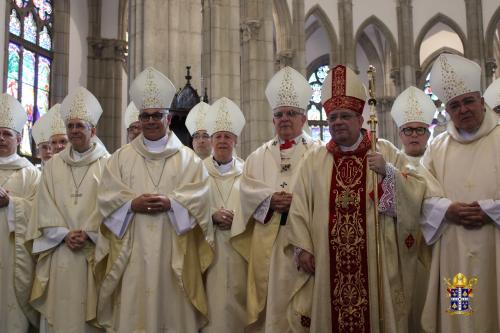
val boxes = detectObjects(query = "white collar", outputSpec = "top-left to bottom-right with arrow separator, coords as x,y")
143,134 -> 169,153
213,157 -> 233,175
0,153 -> 20,164
339,133 -> 364,152
71,145 -> 94,161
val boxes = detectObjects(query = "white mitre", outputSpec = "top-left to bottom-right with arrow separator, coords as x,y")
206,97 -> 246,137
484,77 -> 500,109
60,87 -> 103,126
32,105 -> 63,144
391,86 -> 436,127
129,67 -> 176,110
124,102 -> 140,129
0,93 -> 27,133
185,101 -> 210,135
429,54 -> 481,105
265,66 -> 312,110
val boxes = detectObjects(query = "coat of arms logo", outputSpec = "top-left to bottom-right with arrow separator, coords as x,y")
444,273 -> 478,315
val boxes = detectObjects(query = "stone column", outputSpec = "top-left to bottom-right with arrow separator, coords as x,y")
87,38 -> 127,152
201,0 -> 241,102
396,0 -> 416,90
464,0 -> 486,88
290,0 -> 306,74
376,96 -> 400,147
239,0 -> 275,157
128,0 -> 203,89
337,0 -> 355,70
51,0 -> 70,104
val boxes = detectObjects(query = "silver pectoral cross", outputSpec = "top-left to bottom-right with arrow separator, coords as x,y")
280,182 -> 288,190
71,188 -> 82,205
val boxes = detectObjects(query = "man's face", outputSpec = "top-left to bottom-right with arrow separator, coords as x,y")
398,121 -> 430,157
127,121 -> 142,142
139,108 -> 169,141
445,92 -> 485,133
272,106 -> 306,140
192,130 -> 212,159
327,109 -> 363,146
211,131 -> 236,163
38,142 -> 53,162
49,134 -> 69,154
66,119 -> 95,153
0,127 -> 21,157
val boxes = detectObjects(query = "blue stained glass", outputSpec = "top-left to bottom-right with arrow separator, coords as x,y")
9,9 -> 21,36
37,89 -> 49,117
38,56 -> 51,92
33,0 -> 53,21
39,26 -> 51,50
23,12 -> 37,43
7,43 -> 20,98
22,49 -> 35,86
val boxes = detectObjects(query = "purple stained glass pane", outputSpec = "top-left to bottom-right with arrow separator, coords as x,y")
23,12 -> 37,43
7,43 -> 20,98
15,0 -> 28,8
34,0 -> 53,20
22,49 -> 35,86
37,89 -> 49,117
39,26 -> 52,50
38,56 -> 51,92
9,9 -> 21,36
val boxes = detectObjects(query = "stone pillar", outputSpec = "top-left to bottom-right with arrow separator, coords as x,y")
396,0 -> 416,90
128,0 -> 202,89
464,0 -> 486,89
87,38 -> 127,152
377,96 -> 400,147
51,0 -> 70,104
337,0 -> 355,69
201,0 -> 241,102
290,0 -> 306,74
239,0 -> 275,157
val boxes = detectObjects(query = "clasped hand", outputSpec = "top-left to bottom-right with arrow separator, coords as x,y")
64,230 -> 88,251
212,208 -> 234,230
131,194 -> 171,214
270,191 -> 293,213
0,187 -> 10,208
367,152 -> 387,177
445,201 -> 493,229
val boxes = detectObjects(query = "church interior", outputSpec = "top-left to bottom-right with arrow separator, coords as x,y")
2,0 -> 499,159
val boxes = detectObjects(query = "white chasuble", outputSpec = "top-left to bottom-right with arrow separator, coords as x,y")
200,157 -> 248,333
420,108 -> 500,333
94,133 -> 212,333
287,135 -> 426,333
27,142 -> 109,333
0,156 -> 40,333
239,133 -> 320,332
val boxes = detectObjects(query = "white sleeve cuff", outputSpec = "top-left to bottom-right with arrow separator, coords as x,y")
103,201 -> 134,239
6,200 -> 15,233
168,199 -> 196,235
253,195 -> 271,224
420,197 -> 452,245
32,227 -> 69,254
478,199 -> 500,227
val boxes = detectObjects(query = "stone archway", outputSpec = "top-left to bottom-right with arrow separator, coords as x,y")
484,6 -> 500,81
305,4 -> 339,65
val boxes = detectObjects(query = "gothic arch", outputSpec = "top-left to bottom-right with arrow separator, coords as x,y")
485,5 -> 500,79
305,4 -> 339,64
417,47 -> 463,88
272,0 -> 293,57
354,15 -> 398,69
415,13 -> 467,68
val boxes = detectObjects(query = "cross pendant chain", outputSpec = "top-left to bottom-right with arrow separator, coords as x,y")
69,165 -> 91,205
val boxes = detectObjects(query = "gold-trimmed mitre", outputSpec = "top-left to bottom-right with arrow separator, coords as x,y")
60,87 -> 103,126
0,93 -> 27,133
265,66 -> 312,110
47,104 -> 66,137
391,86 -> 436,127
321,65 -> 367,115
129,67 -> 176,110
185,101 -> 210,135
124,102 -> 140,129
429,54 -> 481,105
484,77 -> 500,110
206,97 -> 246,137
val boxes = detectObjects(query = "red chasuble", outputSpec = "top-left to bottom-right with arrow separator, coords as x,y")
326,132 -> 372,333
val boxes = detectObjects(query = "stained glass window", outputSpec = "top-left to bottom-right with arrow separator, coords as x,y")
307,65 -> 330,142
7,0 -> 53,157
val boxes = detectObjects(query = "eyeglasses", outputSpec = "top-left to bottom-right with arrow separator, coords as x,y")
327,113 -> 359,122
192,132 -> 210,140
139,111 -> 167,122
273,110 -> 304,119
67,122 -> 92,130
400,127 -> 428,136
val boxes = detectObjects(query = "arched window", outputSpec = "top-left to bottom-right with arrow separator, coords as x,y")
6,0 -> 54,157
307,64 -> 330,142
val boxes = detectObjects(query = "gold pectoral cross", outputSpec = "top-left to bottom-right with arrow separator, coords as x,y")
71,188 -> 82,205
338,189 -> 356,209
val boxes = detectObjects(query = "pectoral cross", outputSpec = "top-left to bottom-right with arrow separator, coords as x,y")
71,188 -> 82,205
338,189 -> 354,209
464,181 -> 475,191
280,182 -> 287,190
